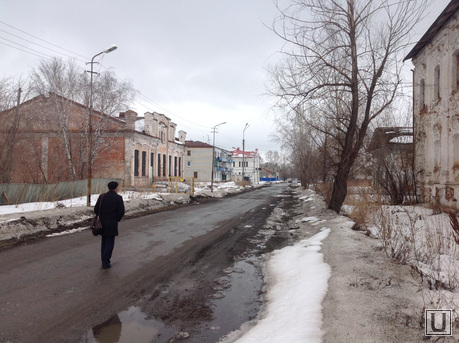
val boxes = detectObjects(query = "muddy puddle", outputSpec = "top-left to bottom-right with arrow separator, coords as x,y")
81,257 -> 263,343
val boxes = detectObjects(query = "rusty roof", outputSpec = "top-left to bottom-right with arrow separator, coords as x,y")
404,0 -> 459,61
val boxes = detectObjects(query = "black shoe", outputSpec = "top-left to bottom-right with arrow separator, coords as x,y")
102,264 -> 111,269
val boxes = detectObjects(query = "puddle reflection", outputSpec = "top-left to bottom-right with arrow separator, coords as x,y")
82,306 -> 175,343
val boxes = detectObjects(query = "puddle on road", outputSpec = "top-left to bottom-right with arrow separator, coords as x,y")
81,306 -> 176,342
82,257 -> 262,343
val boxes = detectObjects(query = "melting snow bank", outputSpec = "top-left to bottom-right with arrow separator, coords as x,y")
220,228 -> 331,343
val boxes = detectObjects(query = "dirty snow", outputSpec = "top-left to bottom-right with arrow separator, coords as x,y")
222,228 -> 331,343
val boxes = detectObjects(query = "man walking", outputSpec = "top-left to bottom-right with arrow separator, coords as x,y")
94,181 -> 125,269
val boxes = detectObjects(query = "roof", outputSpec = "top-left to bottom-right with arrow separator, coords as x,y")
404,0 -> 459,61
368,127 -> 413,152
185,140 -> 214,148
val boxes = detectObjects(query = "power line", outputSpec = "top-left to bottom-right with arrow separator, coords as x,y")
0,20 -> 89,60
0,20 -> 213,133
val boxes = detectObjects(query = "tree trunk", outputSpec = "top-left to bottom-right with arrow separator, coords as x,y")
328,162 -> 351,213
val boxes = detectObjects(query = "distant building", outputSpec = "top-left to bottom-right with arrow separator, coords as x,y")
260,162 -> 281,181
0,93 -> 186,187
404,0 -> 459,207
368,127 -> 414,204
231,147 -> 261,182
184,140 -> 233,182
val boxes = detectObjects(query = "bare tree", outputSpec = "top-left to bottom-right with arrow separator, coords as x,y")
0,78 -> 33,183
30,57 -> 136,181
269,0 -> 428,212
265,150 -> 281,165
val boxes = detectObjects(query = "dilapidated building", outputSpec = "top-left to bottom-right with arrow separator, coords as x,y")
0,94 -> 186,188
404,0 -> 459,207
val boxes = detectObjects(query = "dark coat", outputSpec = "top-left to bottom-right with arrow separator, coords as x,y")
94,190 -> 125,237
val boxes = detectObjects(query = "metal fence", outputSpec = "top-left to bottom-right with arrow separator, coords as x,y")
168,177 -> 195,195
0,178 -> 121,205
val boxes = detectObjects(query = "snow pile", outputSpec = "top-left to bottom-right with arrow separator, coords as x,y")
0,182 -> 268,241
221,228 -> 331,343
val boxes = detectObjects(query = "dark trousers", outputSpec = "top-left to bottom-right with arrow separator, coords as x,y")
101,236 -> 115,268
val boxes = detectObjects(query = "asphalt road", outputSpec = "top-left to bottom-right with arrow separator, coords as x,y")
0,183 -> 290,343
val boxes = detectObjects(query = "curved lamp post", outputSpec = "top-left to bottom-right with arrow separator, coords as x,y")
86,45 -> 117,207
210,121 -> 226,192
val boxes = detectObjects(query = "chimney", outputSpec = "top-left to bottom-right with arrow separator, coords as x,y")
178,130 -> 187,144
144,112 -> 154,135
121,110 -> 137,130
169,122 -> 177,142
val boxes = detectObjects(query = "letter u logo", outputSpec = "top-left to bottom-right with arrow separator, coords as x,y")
430,312 -> 446,332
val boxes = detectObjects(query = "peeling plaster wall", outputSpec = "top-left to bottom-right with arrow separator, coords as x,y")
412,11 -> 459,207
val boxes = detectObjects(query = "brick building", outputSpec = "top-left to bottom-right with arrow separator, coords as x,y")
0,93 -> 186,187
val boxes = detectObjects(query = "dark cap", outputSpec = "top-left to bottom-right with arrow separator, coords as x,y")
108,181 -> 119,190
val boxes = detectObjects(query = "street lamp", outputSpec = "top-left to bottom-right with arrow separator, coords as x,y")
210,121 -> 226,192
242,123 -> 249,180
86,45 -> 118,207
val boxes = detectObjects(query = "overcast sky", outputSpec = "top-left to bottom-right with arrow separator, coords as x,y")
0,0 -> 451,157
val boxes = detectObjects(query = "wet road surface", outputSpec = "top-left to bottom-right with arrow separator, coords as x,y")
0,183 -> 294,342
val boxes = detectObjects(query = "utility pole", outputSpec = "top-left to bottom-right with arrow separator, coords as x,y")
242,123 -> 249,181
210,122 -> 226,192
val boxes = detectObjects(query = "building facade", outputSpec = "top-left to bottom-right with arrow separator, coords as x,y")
231,147 -> 261,182
0,94 -> 186,188
404,0 -> 459,207
184,140 -> 233,182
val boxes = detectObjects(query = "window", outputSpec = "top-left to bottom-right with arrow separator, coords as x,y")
434,65 -> 440,101
163,154 -> 166,177
179,157 -> 182,176
187,150 -> 191,156
174,156 -> 178,176
187,161 -> 191,166
151,153 -> 154,175
169,155 -> 172,176
454,51 -> 459,90
194,171 -> 198,179
157,154 -> 161,177
456,54 -> 459,90
134,150 -> 139,176
420,79 -> 425,110
141,151 -> 146,176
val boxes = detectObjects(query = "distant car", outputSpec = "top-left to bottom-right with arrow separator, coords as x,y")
287,179 -> 292,183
